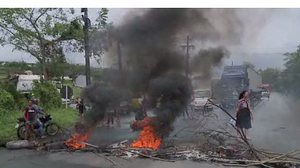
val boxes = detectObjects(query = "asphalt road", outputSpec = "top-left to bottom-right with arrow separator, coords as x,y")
1,92 -> 299,167
0,148 -> 228,168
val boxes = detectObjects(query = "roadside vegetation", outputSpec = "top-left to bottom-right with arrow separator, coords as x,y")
0,81 -> 79,144
0,108 -> 78,143
0,8 -> 110,144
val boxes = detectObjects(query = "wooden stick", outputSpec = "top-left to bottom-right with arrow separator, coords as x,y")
109,140 -> 129,148
257,149 -> 300,161
208,99 -> 261,161
119,147 -> 176,162
246,150 -> 300,167
207,157 -> 274,168
223,163 -> 247,167
80,141 -> 99,148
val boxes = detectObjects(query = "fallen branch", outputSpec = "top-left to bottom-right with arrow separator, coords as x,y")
257,149 -> 300,161
208,99 -> 261,161
119,147 -> 176,162
246,150 -> 300,167
80,141 -> 100,148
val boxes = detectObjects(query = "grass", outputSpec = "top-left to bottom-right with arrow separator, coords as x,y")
0,107 -> 79,143
72,87 -> 82,98
62,80 -> 82,98
0,111 -> 21,142
47,108 -> 79,129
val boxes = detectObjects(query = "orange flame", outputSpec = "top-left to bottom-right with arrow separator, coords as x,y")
65,132 -> 90,149
131,125 -> 162,150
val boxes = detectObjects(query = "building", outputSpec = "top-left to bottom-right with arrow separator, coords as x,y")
16,75 -> 41,93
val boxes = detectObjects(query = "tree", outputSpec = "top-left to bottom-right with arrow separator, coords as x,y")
32,81 -> 62,109
0,8 -> 110,79
243,61 -> 255,70
0,9 -> 82,79
282,45 -> 300,95
0,88 -> 15,111
259,68 -> 281,91
89,9 -> 112,64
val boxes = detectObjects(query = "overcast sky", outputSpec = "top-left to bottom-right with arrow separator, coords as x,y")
1,8 -> 300,70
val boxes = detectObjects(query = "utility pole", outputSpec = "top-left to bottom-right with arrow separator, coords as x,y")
82,8 -> 91,86
117,40 -> 122,71
181,35 -> 195,120
181,35 -> 194,78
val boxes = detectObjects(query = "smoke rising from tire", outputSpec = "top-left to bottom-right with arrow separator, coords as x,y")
83,9 -> 247,136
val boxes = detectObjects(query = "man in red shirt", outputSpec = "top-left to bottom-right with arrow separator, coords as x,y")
23,100 -> 43,139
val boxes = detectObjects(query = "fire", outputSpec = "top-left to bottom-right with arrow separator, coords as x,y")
65,132 -> 90,149
131,125 -> 162,150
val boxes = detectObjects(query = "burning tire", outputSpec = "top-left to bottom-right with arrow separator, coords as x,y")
45,122 -> 60,136
130,117 -> 156,131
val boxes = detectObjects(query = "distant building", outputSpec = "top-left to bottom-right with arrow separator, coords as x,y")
16,75 -> 41,93
24,70 -> 33,75
63,76 -> 72,81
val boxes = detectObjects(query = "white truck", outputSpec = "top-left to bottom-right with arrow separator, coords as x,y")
191,89 -> 213,111
190,75 -> 213,111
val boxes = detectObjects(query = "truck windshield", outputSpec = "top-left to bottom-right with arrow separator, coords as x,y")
222,78 -> 244,89
194,91 -> 210,98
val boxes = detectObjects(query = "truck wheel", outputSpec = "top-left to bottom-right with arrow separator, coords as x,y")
17,124 -> 26,140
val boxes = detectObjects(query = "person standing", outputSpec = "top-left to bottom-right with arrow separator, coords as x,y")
77,99 -> 85,117
235,90 -> 253,140
141,95 -> 148,118
106,108 -> 116,127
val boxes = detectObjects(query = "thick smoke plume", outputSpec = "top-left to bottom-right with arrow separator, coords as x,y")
147,73 -> 192,137
81,82 -> 130,129
191,47 -> 229,78
82,9 -> 244,136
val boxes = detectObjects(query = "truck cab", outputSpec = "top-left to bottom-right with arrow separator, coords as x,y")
216,65 -> 262,109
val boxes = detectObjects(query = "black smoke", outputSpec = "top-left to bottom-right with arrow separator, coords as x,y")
81,9 -> 243,137
147,73 -> 192,137
191,47 -> 229,78
80,82 -> 130,129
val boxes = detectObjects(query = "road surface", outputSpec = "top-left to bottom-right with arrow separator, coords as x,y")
1,92 -> 299,167
0,148 -> 228,168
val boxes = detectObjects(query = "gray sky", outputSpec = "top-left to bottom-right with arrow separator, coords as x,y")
1,8 -> 300,70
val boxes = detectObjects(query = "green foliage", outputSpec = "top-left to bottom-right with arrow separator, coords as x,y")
259,68 -> 282,91
1,81 -> 27,109
0,108 -> 78,142
0,61 -> 38,76
32,81 -> 62,109
48,108 -> 79,128
0,110 -> 20,141
0,88 -> 15,111
0,9 -> 80,79
257,45 -> 300,96
282,45 -> 300,95
0,8 -> 111,78
96,8 -> 109,28
243,61 -> 255,70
